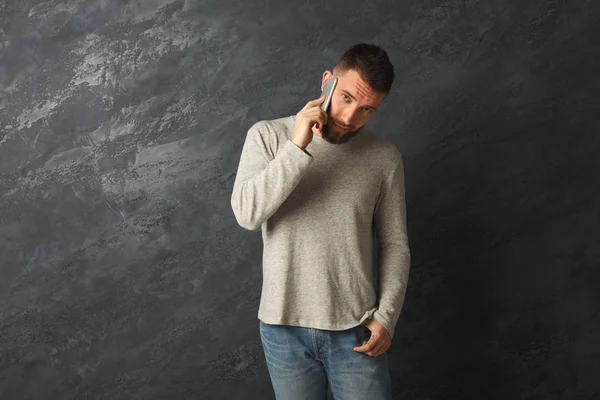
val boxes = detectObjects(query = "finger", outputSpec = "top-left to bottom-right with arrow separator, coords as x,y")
367,343 -> 387,357
353,343 -> 367,353
316,111 -> 327,131
377,342 -> 391,356
303,105 -> 328,116
298,107 -> 325,122
353,341 -> 366,352
303,108 -> 327,130
364,337 -> 381,354
302,95 -> 326,110
353,339 -> 377,353
362,334 -> 386,355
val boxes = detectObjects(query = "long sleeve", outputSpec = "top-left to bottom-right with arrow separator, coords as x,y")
231,124 -> 313,231
371,158 -> 411,339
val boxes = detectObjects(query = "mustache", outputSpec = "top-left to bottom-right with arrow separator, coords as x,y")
327,119 -> 351,129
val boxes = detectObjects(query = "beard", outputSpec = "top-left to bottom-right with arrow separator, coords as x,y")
321,117 -> 362,144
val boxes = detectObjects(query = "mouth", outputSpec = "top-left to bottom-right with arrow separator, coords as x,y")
332,121 -> 350,132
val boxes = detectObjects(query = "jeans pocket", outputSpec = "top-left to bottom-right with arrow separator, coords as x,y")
357,325 -> 371,344
366,326 -> 375,341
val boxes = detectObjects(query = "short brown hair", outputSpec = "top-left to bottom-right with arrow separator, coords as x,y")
333,43 -> 395,95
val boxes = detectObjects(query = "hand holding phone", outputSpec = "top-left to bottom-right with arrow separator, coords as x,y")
290,77 -> 338,150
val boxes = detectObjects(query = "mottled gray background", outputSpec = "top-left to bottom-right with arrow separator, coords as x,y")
1,0 -> 599,399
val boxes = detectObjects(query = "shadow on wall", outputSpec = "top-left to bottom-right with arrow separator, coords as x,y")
385,45 -> 598,395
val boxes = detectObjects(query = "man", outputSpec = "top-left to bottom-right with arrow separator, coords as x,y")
231,43 -> 410,399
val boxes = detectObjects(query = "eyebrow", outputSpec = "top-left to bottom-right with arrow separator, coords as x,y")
340,89 -> 379,111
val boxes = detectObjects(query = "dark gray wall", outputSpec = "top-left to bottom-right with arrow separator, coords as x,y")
1,0 -> 599,399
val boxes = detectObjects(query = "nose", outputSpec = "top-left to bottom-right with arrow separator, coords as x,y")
340,108 -> 356,126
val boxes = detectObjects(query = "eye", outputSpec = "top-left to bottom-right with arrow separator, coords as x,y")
342,94 -> 350,102
363,107 -> 374,113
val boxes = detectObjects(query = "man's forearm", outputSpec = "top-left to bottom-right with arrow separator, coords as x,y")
231,132 -> 312,230
372,243 -> 411,339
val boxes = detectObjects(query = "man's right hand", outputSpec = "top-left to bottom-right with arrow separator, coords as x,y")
290,95 -> 327,150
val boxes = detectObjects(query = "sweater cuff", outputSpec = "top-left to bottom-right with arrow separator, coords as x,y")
372,310 -> 395,340
286,139 -> 313,157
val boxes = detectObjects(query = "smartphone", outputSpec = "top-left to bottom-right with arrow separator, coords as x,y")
320,77 -> 338,111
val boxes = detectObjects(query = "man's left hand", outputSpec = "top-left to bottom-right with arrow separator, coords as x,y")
353,318 -> 391,357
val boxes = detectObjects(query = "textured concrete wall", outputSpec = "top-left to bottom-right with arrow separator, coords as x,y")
1,0 -> 598,399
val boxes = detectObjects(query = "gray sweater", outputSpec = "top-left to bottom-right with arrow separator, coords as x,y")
230,115 -> 410,339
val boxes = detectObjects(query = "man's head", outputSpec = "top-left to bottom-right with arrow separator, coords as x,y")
319,43 -> 394,144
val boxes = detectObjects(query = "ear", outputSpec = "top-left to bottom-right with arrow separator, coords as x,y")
321,70 -> 334,90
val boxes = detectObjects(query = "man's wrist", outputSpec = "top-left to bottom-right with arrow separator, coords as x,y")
291,139 -> 307,151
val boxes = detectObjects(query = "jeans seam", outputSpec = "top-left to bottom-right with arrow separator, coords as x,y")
311,328 -> 321,361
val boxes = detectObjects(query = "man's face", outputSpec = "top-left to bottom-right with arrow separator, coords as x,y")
319,68 -> 386,144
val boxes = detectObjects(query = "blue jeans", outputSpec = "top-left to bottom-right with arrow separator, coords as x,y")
259,321 -> 393,400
